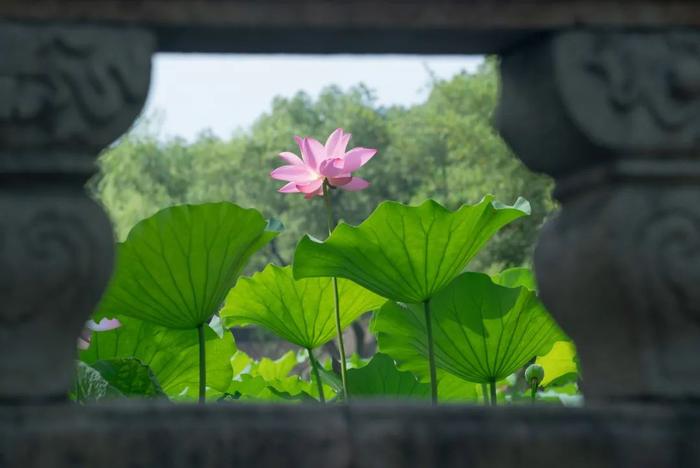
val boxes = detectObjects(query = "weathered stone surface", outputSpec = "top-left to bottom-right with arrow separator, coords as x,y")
0,188 -> 114,401
0,24 -> 154,161
0,23 -> 155,402
0,403 -> 699,467
497,30 -> 700,401
2,1 -> 700,28
1,1 -> 699,53
537,183 -> 700,401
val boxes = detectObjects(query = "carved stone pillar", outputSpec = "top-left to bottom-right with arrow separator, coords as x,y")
497,30 -> 700,402
0,24 -> 154,401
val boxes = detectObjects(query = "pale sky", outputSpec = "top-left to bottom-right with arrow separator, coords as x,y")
141,54 -> 484,141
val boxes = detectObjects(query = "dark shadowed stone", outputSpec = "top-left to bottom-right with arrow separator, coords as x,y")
497,30 -> 700,402
0,24 -> 154,160
1,1 -> 699,53
0,23 -> 154,402
0,403 -> 699,467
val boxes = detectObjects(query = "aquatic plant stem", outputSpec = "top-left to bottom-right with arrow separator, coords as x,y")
197,323 -> 206,404
530,382 -> 537,403
307,348 -> 326,403
489,379 -> 497,406
481,383 -> 489,405
322,182 -> 349,402
424,299 -> 438,405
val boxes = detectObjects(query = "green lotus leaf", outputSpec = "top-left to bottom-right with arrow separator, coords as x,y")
492,267 -> 538,291
346,353 -> 430,399
231,350 -> 254,377
221,264 -> 386,349
71,361 -> 123,403
96,203 -> 279,329
227,375 -> 316,403
436,372 -> 480,403
317,361 -> 343,396
255,351 -> 300,381
90,358 -> 165,398
80,316 -> 236,399
227,350 -> 330,402
293,196 -> 530,303
535,340 -> 579,387
372,271 -> 565,384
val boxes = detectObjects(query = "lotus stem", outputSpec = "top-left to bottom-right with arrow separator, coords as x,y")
424,299 -> 438,405
489,379 -> 497,406
197,323 -> 206,404
525,364 -> 544,404
307,347 -> 326,403
322,182 -> 349,402
481,383 -> 489,405
331,277 -> 349,401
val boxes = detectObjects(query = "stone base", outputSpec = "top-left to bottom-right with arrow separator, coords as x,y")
1,402 -> 698,467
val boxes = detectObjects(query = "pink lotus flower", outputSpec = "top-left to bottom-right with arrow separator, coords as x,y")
270,128 -> 377,199
77,318 -> 121,350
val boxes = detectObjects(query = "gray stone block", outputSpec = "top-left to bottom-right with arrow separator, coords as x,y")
1,403 -> 699,467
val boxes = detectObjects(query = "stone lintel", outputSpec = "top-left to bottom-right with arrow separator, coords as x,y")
1,1 -> 700,53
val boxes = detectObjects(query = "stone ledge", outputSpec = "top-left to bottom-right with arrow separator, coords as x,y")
0,402 -> 698,467
2,1 -> 699,28
1,1 -> 699,53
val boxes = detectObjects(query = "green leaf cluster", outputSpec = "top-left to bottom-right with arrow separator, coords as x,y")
372,270 -> 568,387
80,315 -> 236,400
226,350 -> 332,402
221,264 -> 385,349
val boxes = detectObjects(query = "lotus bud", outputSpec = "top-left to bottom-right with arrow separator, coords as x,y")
525,364 -> 545,387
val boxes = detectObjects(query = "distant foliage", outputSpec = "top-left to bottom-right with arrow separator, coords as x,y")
89,60 -> 554,273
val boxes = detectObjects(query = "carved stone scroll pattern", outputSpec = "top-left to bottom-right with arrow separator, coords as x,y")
641,210 -> 700,322
0,24 -> 154,154
622,194 -> 700,384
0,210 -> 96,325
0,191 -> 115,400
556,31 -> 700,155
